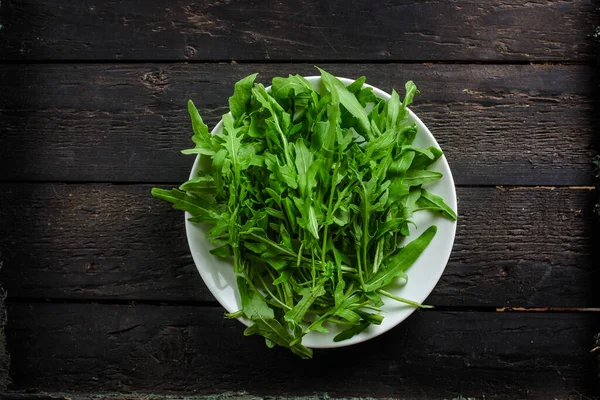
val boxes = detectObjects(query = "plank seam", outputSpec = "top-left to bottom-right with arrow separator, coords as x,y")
5,298 -> 600,312
0,59 -> 594,66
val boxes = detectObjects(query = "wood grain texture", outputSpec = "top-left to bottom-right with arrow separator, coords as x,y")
0,63 -> 597,185
1,184 -> 597,307
0,396 -> 405,400
0,395 -> 420,400
5,303 -> 599,398
0,0 -> 597,61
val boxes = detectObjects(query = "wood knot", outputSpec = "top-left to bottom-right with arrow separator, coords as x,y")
85,261 -> 97,273
141,70 -> 169,93
183,45 -> 197,59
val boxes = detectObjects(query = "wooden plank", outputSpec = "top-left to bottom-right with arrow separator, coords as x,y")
0,184 -> 596,307
5,303 -> 599,398
0,63 -> 596,185
0,0 -> 596,61
0,396 -> 432,400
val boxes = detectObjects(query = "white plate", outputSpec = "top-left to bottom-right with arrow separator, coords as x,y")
185,76 -> 457,349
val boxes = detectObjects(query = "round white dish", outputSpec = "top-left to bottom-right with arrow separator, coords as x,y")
185,76 -> 457,349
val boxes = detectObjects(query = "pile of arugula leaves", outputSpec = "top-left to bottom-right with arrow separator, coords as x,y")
152,68 -> 456,358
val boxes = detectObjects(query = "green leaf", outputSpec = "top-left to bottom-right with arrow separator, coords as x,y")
179,176 -> 216,194
273,269 -> 292,285
388,178 -> 410,200
401,81 -> 420,111
284,282 -> 326,325
282,197 -> 298,230
410,146 -> 444,170
372,218 -> 406,241
221,113 -> 242,171
398,124 -> 419,146
151,188 -> 220,222
211,148 -> 228,194
388,151 -> 415,175
280,224 -> 292,249
183,100 -> 216,156
402,170 -> 443,186
400,187 -> 423,219
333,308 -> 361,324
209,244 -> 232,258
365,291 -> 384,307
244,319 -> 313,359
265,207 -> 286,220
386,89 -> 401,128
346,76 -> 366,93
416,189 -> 457,221
318,67 -> 372,138
307,205 -> 320,240
271,74 -> 313,99
229,73 -> 258,119
333,321 -> 370,342
265,153 -> 298,189
364,225 -> 437,292
355,310 -> 384,325
238,277 -> 275,321
294,139 -> 314,177
263,252 -> 288,270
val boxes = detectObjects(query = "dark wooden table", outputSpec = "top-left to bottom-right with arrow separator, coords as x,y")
0,1 -> 599,399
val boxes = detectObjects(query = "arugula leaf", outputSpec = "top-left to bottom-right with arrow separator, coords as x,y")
229,73 -> 258,119
284,282 -> 326,326
318,67 -> 372,138
346,76 -> 366,93
386,89 -> 401,128
271,74 -> 313,99
333,322 -> 370,342
180,176 -> 215,192
364,225 -> 437,292
410,146 -> 444,170
210,244 -> 233,258
401,81 -> 420,115
244,319 -> 313,359
182,100 -> 216,155
151,188 -> 220,222
389,151 -> 415,175
402,170 -> 443,186
416,188 -> 458,221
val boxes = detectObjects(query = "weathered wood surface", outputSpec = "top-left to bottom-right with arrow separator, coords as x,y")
0,0 -> 597,62
0,63 -> 597,185
1,1 -> 598,397
5,303 -> 599,399
1,184 -> 596,307
0,395 -> 396,400
0,395 -> 403,400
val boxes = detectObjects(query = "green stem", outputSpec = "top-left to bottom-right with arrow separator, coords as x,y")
372,237 -> 385,274
257,273 -> 292,311
244,232 -> 312,264
296,242 -> 304,267
311,248 -> 316,289
231,207 -> 242,274
355,244 -> 365,289
325,317 -> 357,326
362,198 -> 370,280
377,289 -> 433,309
321,152 -> 341,269
266,268 -> 285,301
245,277 -> 290,311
